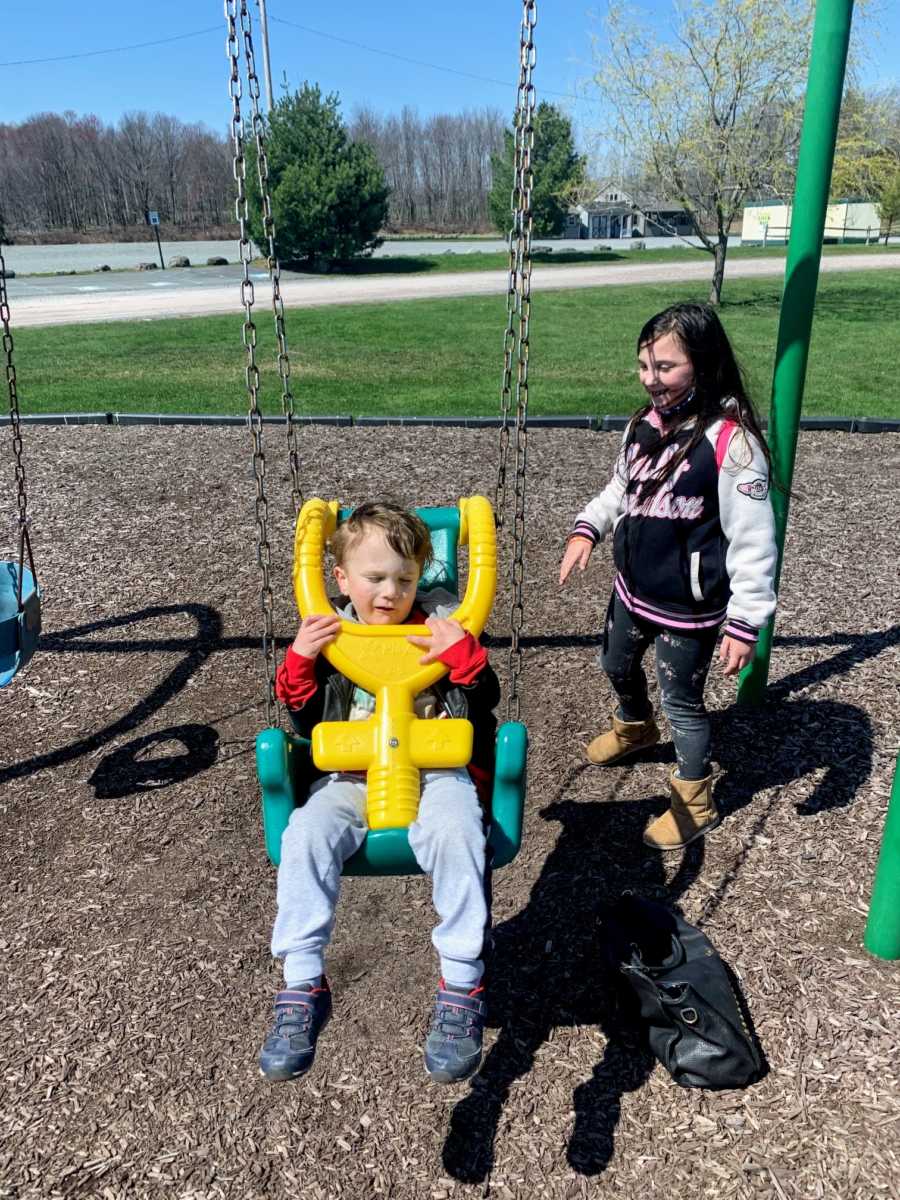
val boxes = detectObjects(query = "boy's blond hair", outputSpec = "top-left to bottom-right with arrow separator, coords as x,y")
330,501 -> 432,570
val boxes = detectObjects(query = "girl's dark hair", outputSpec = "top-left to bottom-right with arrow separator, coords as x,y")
627,302 -> 771,498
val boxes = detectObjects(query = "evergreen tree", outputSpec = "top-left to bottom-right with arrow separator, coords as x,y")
489,102 -> 586,237
247,84 -> 389,268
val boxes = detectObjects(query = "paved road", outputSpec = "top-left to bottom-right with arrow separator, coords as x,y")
8,252 -> 898,329
1,234 -> 745,276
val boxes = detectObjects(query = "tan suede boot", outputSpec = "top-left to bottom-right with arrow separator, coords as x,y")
586,714 -> 660,765
643,770 -> 719,851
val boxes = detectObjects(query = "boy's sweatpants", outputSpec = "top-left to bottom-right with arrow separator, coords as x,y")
271,768 -> 487,989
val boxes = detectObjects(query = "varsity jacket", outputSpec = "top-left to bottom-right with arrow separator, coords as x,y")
275,589 -> 499,795
570,409 -> 777,643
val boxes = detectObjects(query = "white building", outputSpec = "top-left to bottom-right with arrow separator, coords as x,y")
741,200 -> 882,244
564,183 -> 694,240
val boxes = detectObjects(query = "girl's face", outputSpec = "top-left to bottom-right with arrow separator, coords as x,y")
333,529 -> 421,625
638,332 -> 696,412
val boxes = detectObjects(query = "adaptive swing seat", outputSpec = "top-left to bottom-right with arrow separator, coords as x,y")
255,496 -> 528,876
0,559 -> 40,687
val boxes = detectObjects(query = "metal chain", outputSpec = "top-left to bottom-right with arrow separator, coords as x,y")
504,0 -> 536,723
494,190 -> 518,526
1,242 -> 36,604
238,2 -> 303,516
495,1 -> 536,531
226,0 -> 277,725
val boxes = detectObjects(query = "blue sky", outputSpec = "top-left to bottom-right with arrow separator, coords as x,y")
1,1 -> 896,147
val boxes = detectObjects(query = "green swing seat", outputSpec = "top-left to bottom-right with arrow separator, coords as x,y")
255,506 -> 528,875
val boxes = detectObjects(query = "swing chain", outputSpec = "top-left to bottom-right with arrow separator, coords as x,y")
0,243 -> 37,605
238,2 -> 304,517
1,245 -> 27,532
226,0 -> 278,725
495,0 -> 536,535
504,0 -> 536,723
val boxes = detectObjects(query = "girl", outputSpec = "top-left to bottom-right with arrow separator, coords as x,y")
559,302 -> 777,850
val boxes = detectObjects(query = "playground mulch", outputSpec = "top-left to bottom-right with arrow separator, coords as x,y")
1,425 -> 898,1200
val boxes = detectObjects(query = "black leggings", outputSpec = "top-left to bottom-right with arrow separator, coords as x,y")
600,591 -> 718,780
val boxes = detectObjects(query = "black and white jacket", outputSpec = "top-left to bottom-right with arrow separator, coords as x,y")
570,409 -> 777,644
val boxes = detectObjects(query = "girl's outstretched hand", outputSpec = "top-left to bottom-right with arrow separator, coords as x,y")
559,536 -> 594,585
719,635 -> 755,677
407,615 -> 466,664
292,613 -> 342,659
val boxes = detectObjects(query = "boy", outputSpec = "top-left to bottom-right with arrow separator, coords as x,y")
259,501 -> 498,1084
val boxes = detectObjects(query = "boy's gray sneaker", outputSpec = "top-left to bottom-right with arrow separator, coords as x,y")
258,979 -> 332,1082
424,981 -> 487,1084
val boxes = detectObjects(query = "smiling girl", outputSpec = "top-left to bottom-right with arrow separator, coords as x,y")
559,302 -> 777,850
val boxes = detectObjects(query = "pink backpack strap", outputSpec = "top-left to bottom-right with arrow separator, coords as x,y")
715,419 -> 739,470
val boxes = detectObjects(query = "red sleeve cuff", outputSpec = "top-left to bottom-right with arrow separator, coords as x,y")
274,645 -> 319,708
438,632 -> 488,686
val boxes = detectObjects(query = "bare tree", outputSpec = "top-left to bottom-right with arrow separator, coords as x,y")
152,114 -> 187,224
349,105 -> 504,233
593,0 -> 813,303
117,112 -> 160,222
1,100 -> 507,240
0,110 -> 233,238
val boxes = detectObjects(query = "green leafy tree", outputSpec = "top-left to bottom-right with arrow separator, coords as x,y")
247,83 -> 389,268
831,87 -> 900,241
489,102 -> 586,237
877,169 -> 900,242
593,0 -> 814,304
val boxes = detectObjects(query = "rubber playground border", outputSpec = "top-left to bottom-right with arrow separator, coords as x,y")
3,412 -> 899,433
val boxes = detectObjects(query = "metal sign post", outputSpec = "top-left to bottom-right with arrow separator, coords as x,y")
145,209 -> 165,270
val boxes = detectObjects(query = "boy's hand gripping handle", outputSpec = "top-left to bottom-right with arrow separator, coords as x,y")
293,496 -> 496,829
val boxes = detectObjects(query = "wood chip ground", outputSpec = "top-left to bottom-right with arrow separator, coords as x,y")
1,427 -> 898,1200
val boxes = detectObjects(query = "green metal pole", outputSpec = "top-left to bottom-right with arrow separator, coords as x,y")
864,753 -> 900,960
737,0 -> 855,705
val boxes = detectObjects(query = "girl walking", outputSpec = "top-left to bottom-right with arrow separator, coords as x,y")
559,302 -> 777,850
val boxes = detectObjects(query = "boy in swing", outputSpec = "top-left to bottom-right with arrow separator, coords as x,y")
259,501 -> 498,1085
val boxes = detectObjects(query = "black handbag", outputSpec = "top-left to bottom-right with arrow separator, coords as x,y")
601,893 -> 764,1090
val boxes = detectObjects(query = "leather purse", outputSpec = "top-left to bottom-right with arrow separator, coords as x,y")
601,893 -> 764,1089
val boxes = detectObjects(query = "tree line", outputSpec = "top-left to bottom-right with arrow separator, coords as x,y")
0,103 -> 522,241
0,96 -> 587,246
243,85 -> 583,269
0,112 -> 234,238
347,106 -> 504,233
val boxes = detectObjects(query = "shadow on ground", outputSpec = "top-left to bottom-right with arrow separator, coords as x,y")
281,249 -> 629,276
443,629 -> 889,1181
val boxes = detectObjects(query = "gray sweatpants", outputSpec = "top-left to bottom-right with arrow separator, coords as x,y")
271,768 -> 488,988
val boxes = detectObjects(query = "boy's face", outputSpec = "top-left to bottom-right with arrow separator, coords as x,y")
333,530 -> 421,625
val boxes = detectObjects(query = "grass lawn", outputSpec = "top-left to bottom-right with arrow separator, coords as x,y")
14,268 -> 900,419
